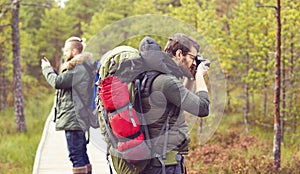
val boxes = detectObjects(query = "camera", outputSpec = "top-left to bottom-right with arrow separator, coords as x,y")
190,55 -> 210,78
191,55 -> 210,70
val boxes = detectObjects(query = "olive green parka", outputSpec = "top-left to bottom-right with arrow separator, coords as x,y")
42,52 -> 94,131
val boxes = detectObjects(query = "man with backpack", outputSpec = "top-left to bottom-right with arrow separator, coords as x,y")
41,37 -> 95,174
141,33 -> 210,174
98,33 -> 210,174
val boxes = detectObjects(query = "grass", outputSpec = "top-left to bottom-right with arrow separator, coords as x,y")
186,112 -> 300,173
0,91 -> 54,174
1,87 -> 300,173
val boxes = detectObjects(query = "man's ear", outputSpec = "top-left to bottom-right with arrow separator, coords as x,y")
175,49 -> 183,60
71,48 -> 79,56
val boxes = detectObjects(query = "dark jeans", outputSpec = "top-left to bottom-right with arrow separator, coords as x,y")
65,130 -> 90,167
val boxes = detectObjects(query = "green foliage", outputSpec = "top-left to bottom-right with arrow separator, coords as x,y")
35,7 -> 78,71
82,0 -> 138,41
64,0 -> 103,36
0,91 -> 53,173
82,10 -> 126,41
0,6 -> 13,108
0,0 -> 300,172
20,0 -> 53,34
133,0 -> 163,15
281,0 -> 300,123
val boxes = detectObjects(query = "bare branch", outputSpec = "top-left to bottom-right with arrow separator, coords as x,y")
1,1 -> 58,18
0,2 -> 11,9
0,8 -> 11,18
0,24 -> 11,29
20,2 -> 54,8
0,2 -> 12,18
256,5 -> 277,10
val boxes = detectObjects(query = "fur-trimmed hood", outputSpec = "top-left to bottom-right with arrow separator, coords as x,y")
61,52 -> 93,71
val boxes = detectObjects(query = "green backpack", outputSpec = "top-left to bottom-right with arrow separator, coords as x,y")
98,46 -> 152,174
98,37 -> 183,173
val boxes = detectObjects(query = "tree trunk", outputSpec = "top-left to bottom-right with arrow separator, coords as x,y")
244,79 -> 249,133
281,31 -> 286,143
244,52 -> 249,133
289,35 -> 296,134
0,43 -> 7,111
273,0 -> 281,171
226,75 -> 231,112
12,0 -> 27,132
263,53 -> 269,117
0,65 -> 7,111
263,88 -> 267,117
243,19 -> 250,133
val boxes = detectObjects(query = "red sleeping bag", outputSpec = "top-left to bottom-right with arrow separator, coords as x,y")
99,76 -> 130,111
99,76 -> 144,152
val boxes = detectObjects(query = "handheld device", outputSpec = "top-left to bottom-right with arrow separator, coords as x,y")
194,55 -> 210,68
41,55 -> 47,61
191,55 -> 210,70
190,55 -> 210,78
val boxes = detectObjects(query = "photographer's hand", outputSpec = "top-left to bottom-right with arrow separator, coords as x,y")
195,61 -> 209,92
196,60 -> 210,76
41,57 -> 51,69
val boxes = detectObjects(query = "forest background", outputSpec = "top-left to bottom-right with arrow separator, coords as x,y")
0,0 -> 299,173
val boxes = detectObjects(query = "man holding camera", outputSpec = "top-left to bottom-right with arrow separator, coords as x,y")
110,33 -> 210,174
142,33 -> 210,174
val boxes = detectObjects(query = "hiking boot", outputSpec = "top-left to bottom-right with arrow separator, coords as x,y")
73,166 -> 88,174
86,164 -> 92,174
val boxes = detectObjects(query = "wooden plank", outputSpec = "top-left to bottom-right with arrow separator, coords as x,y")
33,107 -> 116,174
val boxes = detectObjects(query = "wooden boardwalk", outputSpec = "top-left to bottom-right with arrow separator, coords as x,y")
32,106 -> 116,174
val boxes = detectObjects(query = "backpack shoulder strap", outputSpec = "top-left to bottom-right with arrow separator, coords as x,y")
133,70 -> 161,114
139,71 -> 162,98
82,60 -> 99,77
79,62 -> 96,104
